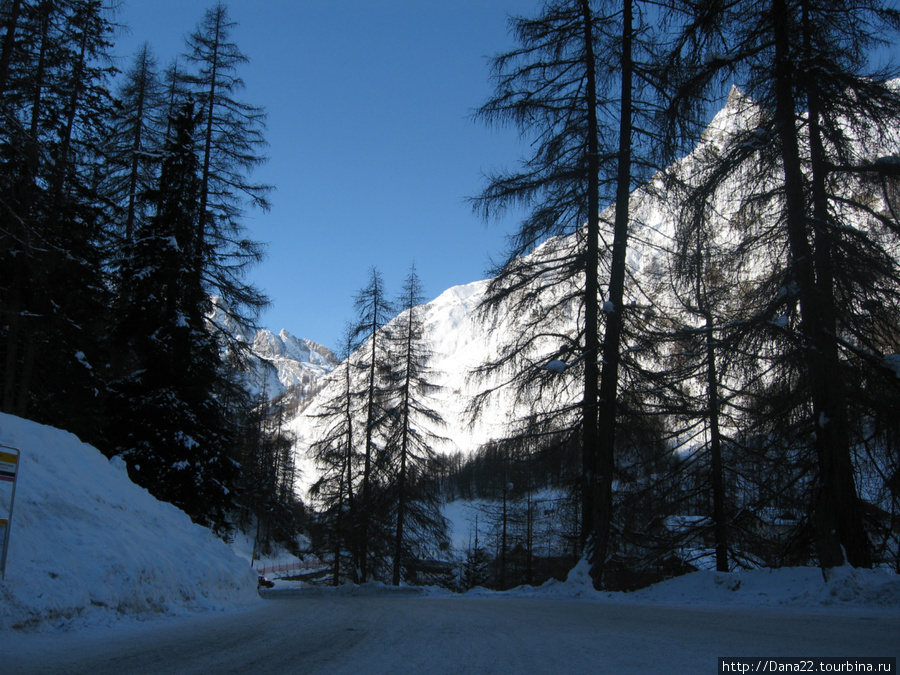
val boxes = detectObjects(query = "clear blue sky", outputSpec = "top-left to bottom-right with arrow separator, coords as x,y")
112,0 -> 541,353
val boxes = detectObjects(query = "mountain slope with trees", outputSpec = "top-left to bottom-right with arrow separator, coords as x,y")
295,74 -> 900,587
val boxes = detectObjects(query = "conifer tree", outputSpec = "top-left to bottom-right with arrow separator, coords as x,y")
350,267 -> 394,582
663,0 -> 900,570
105,43 -> 165,253
309,327 -> 364,584
645,120 -> 768,570
100,5 -> 273,532
239,393 -> 301,556
471,0 -> 667,588
107,101 -> 238,533
180,2 -> 269,333
470,0 -> 605,587
385,265 -> 449,586
0,0 -> 115,440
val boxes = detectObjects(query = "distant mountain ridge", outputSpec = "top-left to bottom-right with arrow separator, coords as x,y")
247,329 -> 340,404
210,297 -> 341,408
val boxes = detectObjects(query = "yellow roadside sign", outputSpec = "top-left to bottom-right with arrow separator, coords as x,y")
1,445 -> 20,579
0,450 -> 17,484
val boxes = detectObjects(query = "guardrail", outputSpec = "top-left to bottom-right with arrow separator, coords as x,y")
256,559 -> 331,575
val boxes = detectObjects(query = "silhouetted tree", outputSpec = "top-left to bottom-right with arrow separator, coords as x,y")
663,0 -> 900,570
309,327 -> 364,584
350,267 -> 394,581
0,0 -> 116,441
471,0 -> 668,588
384,265 -> 449,585
106,102 -> 239,533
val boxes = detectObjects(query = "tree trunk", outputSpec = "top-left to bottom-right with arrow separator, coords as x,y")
771,0 -> 870,570
578,0 -> 602,570
361,305 -> 379,583
391,434 -> 407,586
591,0 -> 633,589
392,320 -> 414,586
126,50 -> 151,247
703,308 -> 729,572
197,11 -> 223,301
0,0 -> 22,95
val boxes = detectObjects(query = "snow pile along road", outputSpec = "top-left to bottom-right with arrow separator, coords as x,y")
622,565 -> 900,609
0,413 -> 258,632
474,556 -> 900,611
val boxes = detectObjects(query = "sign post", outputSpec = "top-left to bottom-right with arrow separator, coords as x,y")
0,444 -> 21,580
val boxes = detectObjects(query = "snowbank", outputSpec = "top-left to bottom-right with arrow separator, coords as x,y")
493,557 -> 900,611
0,413 -> 258,632
623,565 -> 900,610
445,496 -> 900,612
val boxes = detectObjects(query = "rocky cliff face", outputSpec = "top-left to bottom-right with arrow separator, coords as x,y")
209,298 -> 341,409
247,329 -> 340,408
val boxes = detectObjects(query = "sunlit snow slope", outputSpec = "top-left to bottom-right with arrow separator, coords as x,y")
0,413 -> 258,631
288,90 -> 758,496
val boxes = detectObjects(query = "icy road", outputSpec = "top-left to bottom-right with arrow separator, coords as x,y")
6,593 -> 900,674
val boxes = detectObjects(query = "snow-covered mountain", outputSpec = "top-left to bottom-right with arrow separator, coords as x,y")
289,276 -> 577,497
209,297 -> 341,407
289,85 -> 897,499
243,329 -> 339,405
287,91 -> 756,496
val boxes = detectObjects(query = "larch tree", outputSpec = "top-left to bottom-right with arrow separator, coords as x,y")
470,0 -> 606,589
350,267 -> 394,582
309,326 -> 364,584
178,3 -> 269,360
106,101 -> 240,533
239,393 -> 301,559
105,43 -> 165,254
651,92 -> 787,571
103,5 -> 272,533
471,0 -> 668,589
111,2 -> 272,531
385,265 -> 449,586
664,0 -> 900,570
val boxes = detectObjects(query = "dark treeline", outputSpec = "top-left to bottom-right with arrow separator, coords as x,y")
0,1 -> 303,551
437,425 -> 843,590
464,0 -> 900,590
440,440 -> 580,504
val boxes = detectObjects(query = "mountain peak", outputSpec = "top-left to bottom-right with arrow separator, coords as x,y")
243,327 -> 340,403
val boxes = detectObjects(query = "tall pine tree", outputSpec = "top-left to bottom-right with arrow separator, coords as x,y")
471,0 -> 668,588
663,0 -> 900,570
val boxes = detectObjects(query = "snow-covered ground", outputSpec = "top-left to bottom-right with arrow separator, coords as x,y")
8,593 -> 899,675
483,556 -> 900,611
1,411 -> 898,646
0,413 -> 258,632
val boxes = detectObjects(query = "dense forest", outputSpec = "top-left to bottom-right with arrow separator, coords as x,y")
0,1 -> 300,554
3,0 -> 900,592
304,0 -> 900,591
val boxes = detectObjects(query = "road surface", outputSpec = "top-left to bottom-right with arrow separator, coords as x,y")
5,591 -> 899,674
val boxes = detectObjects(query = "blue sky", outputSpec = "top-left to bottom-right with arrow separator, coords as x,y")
112,0 -> 542,353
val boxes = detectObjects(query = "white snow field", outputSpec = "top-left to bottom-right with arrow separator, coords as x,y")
0,413 -> 259,632
1,413 -> 899,674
